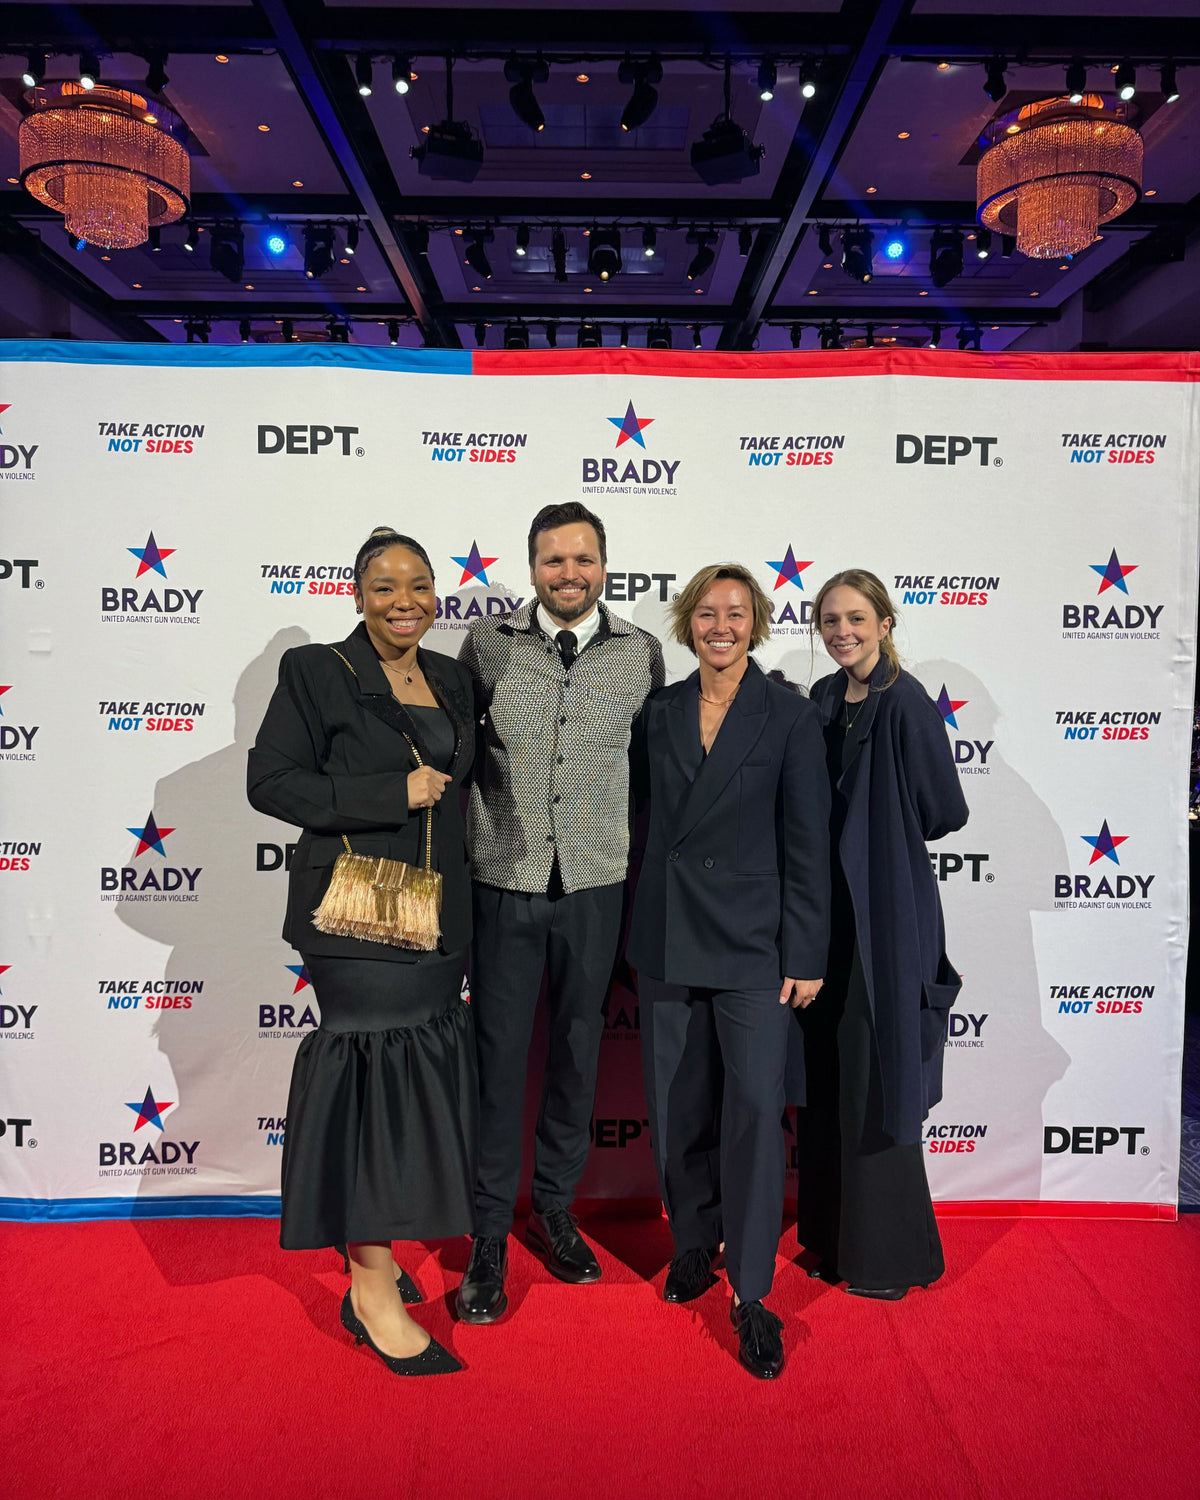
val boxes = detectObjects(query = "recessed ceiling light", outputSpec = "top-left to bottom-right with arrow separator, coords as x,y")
144,114 -> 157,124
258,124 -> 270,132
1030,290 -> 1039,297
1006,123 -> 1020,134
582,229 -> 590,237
356,285 -> 366,291
100,254 -> 111,261
1095,234 -> 1104,240
409,71 -> 418,80
340,257 -> 350,264
580,171 -> 592,179
808,289 -> 818,295
866,186 -> 877,194
292,179 -> 304,187
991,325 -> 999,330
472,285 -> 481,290
6,177 -> 17,184
584,286 -> 593,292
918,289 -> 928,296
215,55 -> 229,64
897,131 -> 910,139
966,232 -> 976,240
694,287 -> 704,294
823,262 -> 832,269
576,73 -> 589,83
131,283 -> 142,288
937,62 -> 951,72
245,284 -> 254,290
421,125 -> 430,133
1059,263 -> 1069,270
1145,188 -> 1156,196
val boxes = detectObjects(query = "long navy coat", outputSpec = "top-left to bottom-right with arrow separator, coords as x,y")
809,660 -> 969,1145
627,657 -> 830,991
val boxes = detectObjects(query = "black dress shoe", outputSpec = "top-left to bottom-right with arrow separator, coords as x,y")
526,1209 -> 602,1284
340,1290 -> 461,1376
845,1285 -> 913,1301
455,1234 -> 509,1323
663,1247 -> 719,1303
730,1299 -> 785,1380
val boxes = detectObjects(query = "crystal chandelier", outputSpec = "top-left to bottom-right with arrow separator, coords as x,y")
19,82 -> 190,250
976,94 -> 1141,259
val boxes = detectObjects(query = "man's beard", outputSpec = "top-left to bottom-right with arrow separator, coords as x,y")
535,578 -> 603,623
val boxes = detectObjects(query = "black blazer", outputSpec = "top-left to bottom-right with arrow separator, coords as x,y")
246,623 -> 475,961
627,658 -> 831,991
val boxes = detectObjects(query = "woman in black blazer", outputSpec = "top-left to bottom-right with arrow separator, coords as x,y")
627,563 -> 830,1380
247,527 -> 476,1377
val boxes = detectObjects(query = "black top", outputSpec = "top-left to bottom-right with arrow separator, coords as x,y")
823,678 -> 866,983
404,703 -> 455,772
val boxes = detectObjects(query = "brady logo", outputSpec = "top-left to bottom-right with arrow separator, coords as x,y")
258,965 -> 320,1036
582,403 -> 680,489
947,1013 -> 988,1047
765,547 -> 816,631
432,546 -> 524,628
0,685 -> 39,762
100,533 -> 203,622
0,964 -> 37,1039
1043,1125 -> 1146,1155
98,1086 -> 200,1174
0,558 -> 41,589
100,813 -> 201,902
258,424 -> 362,456
936,685 -> 991,774
896,434 -> 999,467
0,401 -> 39,480
0,1116 -> 33,1146
1051,983 -> 1152,1016
929,851 -> 990,882
1062,551 -> 1162,638
924,1123 -> 987,1153
421,430 -> 528,463
257,841 -> 298,872
1054,821 -> 1153,907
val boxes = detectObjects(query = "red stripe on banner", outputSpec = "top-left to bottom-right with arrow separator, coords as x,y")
932,1200 -> 1178,1222
472,349 -> 1200,382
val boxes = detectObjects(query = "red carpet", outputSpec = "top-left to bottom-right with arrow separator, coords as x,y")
4,1212 -> 1198,1499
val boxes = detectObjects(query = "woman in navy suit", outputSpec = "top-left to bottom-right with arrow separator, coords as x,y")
627,563 -> 830,1379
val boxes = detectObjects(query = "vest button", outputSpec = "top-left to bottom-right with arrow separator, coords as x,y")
668,851 -> 679,861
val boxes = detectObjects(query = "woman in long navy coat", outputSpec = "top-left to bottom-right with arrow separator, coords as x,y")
796,568 -> 968,1298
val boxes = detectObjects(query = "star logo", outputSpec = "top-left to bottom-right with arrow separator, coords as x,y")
1090,549 -> 1137,596
936,685 -> 969,730
451,541 -> 498,587
127,811 -> 175,858
607,400 -> 654,449
1082,819 -> 1128,866
0,685 -> 10,716
286,963 -> 312,994
0,403 -> 10,434
765,545 -> 814,591
0,965 -> 10,994
128,531 -> 175,579
125,1085 -> 175,1132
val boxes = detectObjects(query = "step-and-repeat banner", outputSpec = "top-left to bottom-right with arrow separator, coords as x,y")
1,343 -> 1196,1220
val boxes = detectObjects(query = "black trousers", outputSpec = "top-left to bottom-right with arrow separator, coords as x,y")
640,975 -> 791,1304
470,880 -> 624,1237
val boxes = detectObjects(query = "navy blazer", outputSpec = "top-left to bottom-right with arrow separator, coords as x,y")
246,623 -> 475,961
627,658 -> 830,991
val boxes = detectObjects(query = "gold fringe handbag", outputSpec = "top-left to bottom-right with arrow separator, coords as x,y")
311,649 -> 443,951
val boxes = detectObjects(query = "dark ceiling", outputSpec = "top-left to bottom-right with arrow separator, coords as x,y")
1,1 -> 1198,352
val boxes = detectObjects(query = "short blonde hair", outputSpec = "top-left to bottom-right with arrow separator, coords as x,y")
668,563 -> 773,655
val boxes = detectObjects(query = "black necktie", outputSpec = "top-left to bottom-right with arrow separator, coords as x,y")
556,630 -> 577,671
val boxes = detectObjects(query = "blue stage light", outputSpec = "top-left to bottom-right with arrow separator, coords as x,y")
265,230 -> 289,256
884,236 -> 906,260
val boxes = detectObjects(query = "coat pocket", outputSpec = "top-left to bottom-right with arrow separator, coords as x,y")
919,957 -> 961,1061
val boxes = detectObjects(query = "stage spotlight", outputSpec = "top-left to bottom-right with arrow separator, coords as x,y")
1161,63 -> 1180,103
790,324 -> 802,349
145,50 -> 169,94
983,58 -> 1007,104
691,325 -> 702,349
545,322 -> 558,348
504,321 -> 530,349
328,320 -> 350,344
798,61 -> 817,99
505,54 -> 549,132
303,223 -> 336,279
265,226 -> 289,257
928,323 -> 942,348
686,231 -> 715,281
515,223 -> 530,257
1115,62 -> 1136,102
209,222 -> 245,283
864,325 -> 877,348
464,232 -> 494,280
387,319 -> 400,345
817,225 -> 833,258
578,321 -> 603,348
552,227 -> 568,282
757,60 -> 776,102
392,57 -> 412,95
1066,60 -> 1086,105
819,321 -> 843,350
474,321 -> 488,348
739,226 -> 753,257
411,225 -> 430,257
79,53 -> 99,91
619,324 -> 629,348
647,322 -> 672,349
282,319 -> 294,342
691,117 -> 764,184
148,226 -> 162,252
344,223 -> 360,256
356,53 -> 374,97
239,319 -> 251,344
619,54 -> 663,132
185,318 -> 210,345
22,52 -> 46,89
184,222 -> 199,253
841,227 -> 874,283
975,227 -> 992,259
957,322 -> 982,350
410,58 -> 484,180
929,227 -> 964,288
642,226 -> 657,259
1000,233 -> 1016,259
588,229 -> 622,282
884,232 -> 907,260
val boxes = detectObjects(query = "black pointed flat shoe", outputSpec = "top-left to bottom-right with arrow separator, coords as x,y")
336,1245 -> 423,1303
339,1290 -> 461,1376
845,1285 -> 917,1301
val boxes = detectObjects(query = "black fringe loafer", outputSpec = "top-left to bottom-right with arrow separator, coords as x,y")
663,1247 -> 720,1303
730,1298 -> 785,1380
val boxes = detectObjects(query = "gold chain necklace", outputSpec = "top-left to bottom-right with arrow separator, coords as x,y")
844,695 -> 868,733
382,658 -> 420,686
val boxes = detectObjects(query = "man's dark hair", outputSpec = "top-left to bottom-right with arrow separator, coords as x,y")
527,503 -> 608,567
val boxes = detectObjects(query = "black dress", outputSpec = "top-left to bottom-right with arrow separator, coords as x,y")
280,703 -> 478,1250
793,684 -> 944,1291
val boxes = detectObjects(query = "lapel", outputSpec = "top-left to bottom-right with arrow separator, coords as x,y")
335,624 -> 468,778
670,658 -> 769,845
665,672 -> 702,786
831,656 -> 891,788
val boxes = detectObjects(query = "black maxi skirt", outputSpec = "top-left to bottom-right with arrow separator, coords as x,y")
794,941 -> 944,1292
279,949 -> 478,1250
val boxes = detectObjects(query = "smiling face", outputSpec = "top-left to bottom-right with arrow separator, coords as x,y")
819,585 -> 892,680
530,523 -> 606,627
690,577 -> 754,672
355,545 -> 436,657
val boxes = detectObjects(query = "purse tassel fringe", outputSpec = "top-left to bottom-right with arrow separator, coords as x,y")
312,852 -> 443,951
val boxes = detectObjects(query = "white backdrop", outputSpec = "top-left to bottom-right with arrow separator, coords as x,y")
1,343 -> 1196,1221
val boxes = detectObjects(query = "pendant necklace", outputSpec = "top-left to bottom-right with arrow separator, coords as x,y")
844,695 -> 867,734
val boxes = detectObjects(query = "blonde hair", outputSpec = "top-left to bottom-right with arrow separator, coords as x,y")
668,563 -> 773,655
811,568 -> 901,688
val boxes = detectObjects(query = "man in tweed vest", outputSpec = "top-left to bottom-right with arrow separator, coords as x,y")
456,502 -> 665,1322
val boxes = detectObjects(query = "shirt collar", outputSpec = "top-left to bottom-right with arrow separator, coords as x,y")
536,600 -> 601,651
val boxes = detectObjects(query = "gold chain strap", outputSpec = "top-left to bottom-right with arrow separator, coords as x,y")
329,647 -> 434,874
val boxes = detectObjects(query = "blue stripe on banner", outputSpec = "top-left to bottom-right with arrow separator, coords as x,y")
0,1195 -> 281,1222
0,339 -> 473,374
